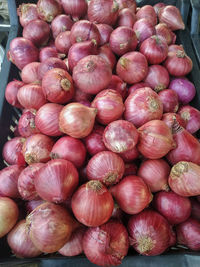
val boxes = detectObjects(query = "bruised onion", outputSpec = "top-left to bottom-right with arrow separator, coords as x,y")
18,109 -> 40,138
37,0 -> 62,23
162,113 -> 186,130
51,14 -> 73,39
61,0 -> 88,20
96,24 -> 113,45
3,137 -> 25,166
21,62 -> 40,84
5,80 -> 24,108
133,18 -> 156,43
178,106 -> 200,134
17,3 -> 39,27
117,8 -> 136,28
158,89 -> 179,113
55,31 -> 71,54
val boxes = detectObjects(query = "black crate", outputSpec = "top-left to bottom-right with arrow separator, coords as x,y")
0,0 -> 200,266
190,0 -> 200,63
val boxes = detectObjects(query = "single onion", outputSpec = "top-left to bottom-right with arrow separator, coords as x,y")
8,37 -> 39,70
39,47 -> 60,62
87,151 -> 125,186
162,113 -> 186,130
117,8 -> 136,28
116,0 -> 136,13
26,202 -> 75,253
22,134 -> 54,165
18,109 -> 40,138
55,31 -> 71,54
96,24 -> 113,45
154,3 -> 166,15
71,180 -> 114,226
98,44 -> 117,70
128,82 -> 150,96
158,89 -> 179,113
91,89 -> 124,125
124,163 -> 138,176
108,75 -> 127,100
190,198 -> 200,221
124,87 -> 163,128
133,18 -> 156,43
136,5 -> 157,26
59,103 -> 97,138
119,146 -> 139,163
0,165 -> 24,198
128,210 -> 170,256
169,161 -> 200,196
138,120 -> 175,159
37,0 -> 62,22
73,55 -> 112,94
83,220 -> 129,266
178,106 -> 200,134
21,62 -> 40,84
5,80 -> 24,108
0,197 -> 19,238
116,52 -> 148,84
155,23 -> 176,45
17,84 -> 47,110
18,163 -> 44,201
51,14 -> 73,39
17,3 -> 39,27
137,159 -> 170,192
61,0 -> 88,20
51,136 -> 86,168
26,199 -> 46,214
153,191 -> 191,224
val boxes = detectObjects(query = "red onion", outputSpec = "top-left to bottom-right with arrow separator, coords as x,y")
190,198 -> 200,221
0,197 -> 19,238
138,159 -> 170,192
168,44 -> 184,53
140,35 -> 168,65
119,146 -> 139,162
0,165 -> 24,198
17,3 -> 39,27
35,103 -> 63,136
42,68 -> 74,104
158,5 -> 185,31
70,20 -> 100,45
96,24 -> 113,45
116,0 -> 136,13
128,82 -> 150,96
111,202 -> 124,221
87,151 -> 125,186
8,37 -> 39,70
26,202 -> 75,253
138,120 -> 175,159
83,221 -> 129,266
178,106 -> 200,134
124,163 -> 137,176
167,121 -> 200,165
154,3 -> 166,15
18,109 -> 40,138
68,40 -> 97,71
108,75 -> 127,100
2,137 -> 26,166
91,89 -> 124,125
110,175 -> 152,214
155,23 -> 176,45
109,26 -> 137,56
7,220 -> 41,258
169,161 -> 200,196
153,191 -> 191,225
71,180 -> 114,226
5,80 -> 24,108
116,52 -> 148,84
17,84 -> 47,110
73,55 -> 112,94
61,0 -> 88,20
37,0 -> 62,23
59,103 -> 97,138
136,5 -> 157,26
158,89 -> 179,113
22,19 -> 50,47
176,218 -> 200,250
51,14 -> 73,39
73,86 -> 93,103
55,31 -> 71,54
128,210 -> 170,255
21,62 -> 40,84
162,113 -> 187,130
169,78 -> 196,105
103,120 -> 139,153
144,65 -> 170,92
18,163 -> 44,201
98,44 -> 117,70
59,226 -> 86,256
124,87 -> 163,128
51,136 -> 86,168
26,199 -> 46,214
39,47 -> 59,62
22,134 -> 54,165
88,0 -> 119,26
133,18 -> 156,43
164,51 -> 193,77
117,8 -> 137,28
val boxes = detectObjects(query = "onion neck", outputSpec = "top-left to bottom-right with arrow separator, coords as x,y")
137,236 -> 155,254
120,57 -> 129,69
176,50 -> 186,58
180,111 -> 190,121
112,1 -> 119,13
104,172 -> 117,185
148,97 -> 159,111
61,79 -> 71,91
171,161 -> 188,179
154,84 -> 166,92
87,180 -> 103,191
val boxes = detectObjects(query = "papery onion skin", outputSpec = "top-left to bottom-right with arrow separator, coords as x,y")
17,3 -> 39,27
128,82 -> 150,96
158,89 -> 179,113
18,109 -> 40,138
133,18 -> 156,43
155,23 -> 176,45
0,197 -> 19,238
21,62 -> 41,84
87,151 -> 124,186
178,106 -> 200,134
108,75 -> 127,100
153,191 -> 191,225
98,44 -> 117,70
51,136 -> 86,168
128,210 -> 170,256
162,113 -> 186,130
51,14 -> 73,39
116,0 -> 136,13
96,24 -> 113,45
117,8 -> 136,28
154,3 -> 166,15
7,220 -> 42,258
61,0 -> 88,20
55,31 -> 71,54
138,120 -> 175,159
39,47 -> 59,62
83,220 -> 129,267
26,199 -> 46,214
37,0 -> 62,23
111,202 -> 124,221
137,159 -> 170,192
168,44 -> 184,53
124,87 -> 163,128
71,180 -> 114,227
26,202 -> 75,253
169,161 -> 200,197
110,175 -> 152,215
119,146 -> 139,163
136,5 -> 157,26
5,80 -> 24,108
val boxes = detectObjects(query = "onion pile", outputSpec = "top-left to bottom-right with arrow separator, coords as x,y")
2,0 -> 200,264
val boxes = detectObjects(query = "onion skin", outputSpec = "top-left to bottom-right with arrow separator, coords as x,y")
18,109 -> 40,138
136,5 -> 157,26
128,210 -> 170,256
0,197 -> 19,238
39,47 -> 59,62
96,24 -> 113,45
158,89 -> 179,113
117,8 -> 136,28
26,199 -> 46,214
51,14 -> 73,39
116,0 -> 136,13
21,62 -> 40,84
137,159 -> 170,192
176,218 -> 200,250
168,44 -> 184,53
154,3 -> 166,15
37,0 -> 62,23
108,75 -> 127,100
87,151 -> 125,186
110,175 -> 152,215
153,191 -> 191,225
5,80 -> 24,108
162,113 -> 187,130
98,44 -> 117,70
61,0 -> 88,20
71,180 -> 114,227
55,31 -> 71,54
133,18 -> 156,43
83,220 -> 129,267
155,23 -> 176,45
7,220 -> 42,258
26,202 -> 75,253
119,146 -> 139,163
128,82 -> 150,96
17,3 -> 39,27
178,106 -> 200,134
169,161 -> 200,197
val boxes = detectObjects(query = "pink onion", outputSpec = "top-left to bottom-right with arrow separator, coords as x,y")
155,23 -> 176,45
17,3 -> 39,27
128,82 -> 150,96
133,18 -> 156,43
119,146 -> 139,162
55,31 -> 71,54
39,47 -> 59,62
37,0 -> 62,23
117,8 -> 137,28
98,44 -> 117,70
21,62 -> 40,84
158,89 -> 179,113
96,24 -> 113,45
61,0 -> 88,20
178,105 -> 200,134
18,109 -> 40,138
162,113 -> 187,130
5,80 -> 24,108
108,75 -> 127,100
51,14 -> 73,39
